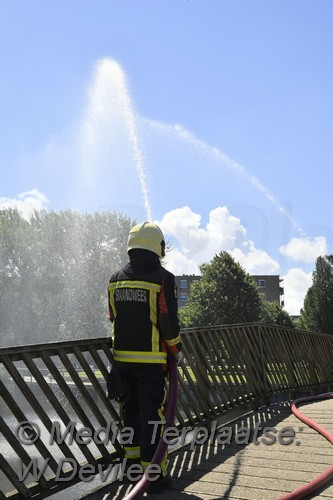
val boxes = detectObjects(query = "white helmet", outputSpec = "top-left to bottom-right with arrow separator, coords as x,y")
127,222 -> 165,258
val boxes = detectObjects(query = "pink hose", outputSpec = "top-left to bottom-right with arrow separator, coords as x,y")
123,356 -> 179,499
278,392 -> 333,500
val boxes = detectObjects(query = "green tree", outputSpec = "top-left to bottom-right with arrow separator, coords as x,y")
180,251 -> 261,327
299,255 -> 333,334
0,208 -> 133,346
259,300 -> 295,328
0,208 -> 36,346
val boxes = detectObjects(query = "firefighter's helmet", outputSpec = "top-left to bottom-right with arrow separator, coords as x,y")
127,222 -> 165,258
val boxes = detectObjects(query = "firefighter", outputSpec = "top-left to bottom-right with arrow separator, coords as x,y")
107,221 -> 181,494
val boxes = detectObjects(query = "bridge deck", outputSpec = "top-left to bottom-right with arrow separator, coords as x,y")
77,397 -> 333,500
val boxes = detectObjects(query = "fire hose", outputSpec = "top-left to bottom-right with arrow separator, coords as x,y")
123,355 -> 179,499
120,369 -> 333,499
278,392 -> 333,500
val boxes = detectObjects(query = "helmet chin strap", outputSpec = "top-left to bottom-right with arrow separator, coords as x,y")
161,241 -> 166,258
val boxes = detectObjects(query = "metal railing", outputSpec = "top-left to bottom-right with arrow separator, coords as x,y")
1,323 -> 333,499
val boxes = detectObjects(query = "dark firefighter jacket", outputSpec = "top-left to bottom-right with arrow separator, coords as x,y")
108,249 -> 181,366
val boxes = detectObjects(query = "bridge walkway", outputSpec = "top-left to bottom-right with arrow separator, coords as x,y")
79,397 -> 333,500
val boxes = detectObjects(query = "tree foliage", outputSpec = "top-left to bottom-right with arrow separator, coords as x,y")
180,251 -> 261,328
0,208 -> 133,346
259,300 -> 295,328
299,255 -> 333,334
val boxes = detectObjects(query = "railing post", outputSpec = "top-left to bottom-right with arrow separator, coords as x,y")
257,324 -> 270,404
1,326 -> 333,499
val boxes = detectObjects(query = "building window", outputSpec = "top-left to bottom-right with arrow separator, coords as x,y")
258,280 -> 266,288
259,292 -> 266,300
180,279 -> 188,289
180,293 -> 188,302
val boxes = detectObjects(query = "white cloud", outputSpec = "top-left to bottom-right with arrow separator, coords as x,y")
162,249 -> 198,275
158,206 -> 321,315
158,206 -> 280,275
279,236 -> 327,263
232,246 -> 280,274
0,190 -> 49,219
159,205 -> 247,259
282,268 -> 313,315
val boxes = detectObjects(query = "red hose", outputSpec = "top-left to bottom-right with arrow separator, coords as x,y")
278,392 -> 333,500
123,356 -> 179,499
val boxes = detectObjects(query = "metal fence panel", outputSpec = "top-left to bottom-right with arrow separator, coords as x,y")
1,324 -> 333,498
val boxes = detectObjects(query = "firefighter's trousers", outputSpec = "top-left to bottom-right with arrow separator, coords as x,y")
119,366 -> 168,475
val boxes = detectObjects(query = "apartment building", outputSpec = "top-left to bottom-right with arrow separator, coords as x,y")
175,274 -> 284,309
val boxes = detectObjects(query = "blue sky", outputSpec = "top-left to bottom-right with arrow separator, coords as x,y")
1,0 -> 332,314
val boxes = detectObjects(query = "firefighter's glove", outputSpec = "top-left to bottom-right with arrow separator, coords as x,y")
175,351 -> 183,364
106,366 -> 130,403
168,350 -> 183,365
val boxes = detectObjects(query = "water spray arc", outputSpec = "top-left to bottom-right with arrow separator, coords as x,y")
147,119 -> 305,237
79,57 -> 304,239
80,58 -> 153,221
109,59 -> 153,222
115,67 -> 153,222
